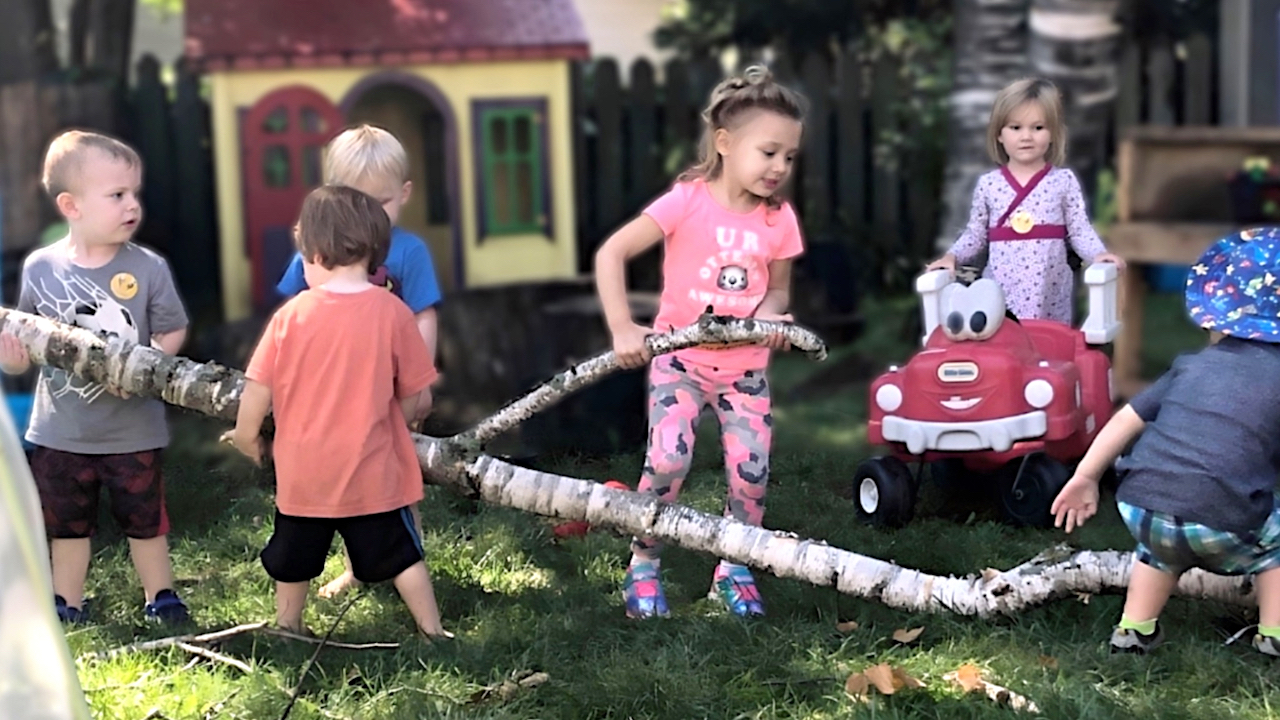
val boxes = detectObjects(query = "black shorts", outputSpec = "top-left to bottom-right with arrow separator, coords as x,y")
29,446 -> 168,539
260,507 -> 424,584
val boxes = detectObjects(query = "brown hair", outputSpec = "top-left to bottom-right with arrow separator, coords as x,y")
295,185 -> 391,272
986,77 -> 1067,166
42,130 -> 142,197
678,65 -> 808,209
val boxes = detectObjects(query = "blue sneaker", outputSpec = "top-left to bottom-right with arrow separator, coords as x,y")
54,595 -> 89,625
144,589 -> 190,624
623,561 -> 670,619
711,563 -> 765,618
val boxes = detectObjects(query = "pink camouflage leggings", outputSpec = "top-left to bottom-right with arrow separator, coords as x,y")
631,353 -> 772,559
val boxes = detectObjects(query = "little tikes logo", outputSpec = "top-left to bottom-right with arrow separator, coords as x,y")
689,226 -> 765,310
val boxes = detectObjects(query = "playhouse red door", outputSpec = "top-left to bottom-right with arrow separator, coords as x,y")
241,86 -> 344,313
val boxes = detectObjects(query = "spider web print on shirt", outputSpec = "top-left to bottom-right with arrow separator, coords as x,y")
30,274 -> 139,403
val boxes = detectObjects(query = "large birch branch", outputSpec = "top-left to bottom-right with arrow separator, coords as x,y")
455,315 -> 828,449
0,307 -> 1255,616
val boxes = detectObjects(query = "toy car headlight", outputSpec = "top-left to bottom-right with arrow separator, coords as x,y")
1024,379 -> 1054,409
875,384 -> 903,412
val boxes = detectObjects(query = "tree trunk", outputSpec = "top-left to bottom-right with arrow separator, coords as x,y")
936,0 -> 1032,254
0,0 -> 58,85
79,0 -> 134,82
1028,0 -> 1123,204
0,307 -> 1256,616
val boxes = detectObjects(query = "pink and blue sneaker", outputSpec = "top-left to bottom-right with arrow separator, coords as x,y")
711,563 -> 765,618
623,560 -> 670,618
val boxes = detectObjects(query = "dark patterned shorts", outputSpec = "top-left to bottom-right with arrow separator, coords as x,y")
28,446 -> 169,539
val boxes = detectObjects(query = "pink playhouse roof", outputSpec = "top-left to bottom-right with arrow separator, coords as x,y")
185,0 -> 590,71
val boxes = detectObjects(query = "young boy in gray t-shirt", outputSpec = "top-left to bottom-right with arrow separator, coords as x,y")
0,131 -> 190,625
1052,227 -> 1280,658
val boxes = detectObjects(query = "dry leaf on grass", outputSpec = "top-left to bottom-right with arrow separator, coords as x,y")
468,670 -> 550,704
949,663 -> 984,693
1075,591 -> 1092,605
892,626 -> 924,644
943,664 -> 1040,714
836,620 -> 860,633
1037,655 -> 1058,670
845,664 -> 924,700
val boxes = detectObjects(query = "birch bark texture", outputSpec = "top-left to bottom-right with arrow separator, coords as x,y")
0,307 -> 1257,616
1028,0 -> 1124,201
936,0 -> 1032,253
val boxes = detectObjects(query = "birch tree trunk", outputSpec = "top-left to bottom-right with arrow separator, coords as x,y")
0,307 -> 1257,616
1028,0 -> 1124,205
936,0 -> 1032,253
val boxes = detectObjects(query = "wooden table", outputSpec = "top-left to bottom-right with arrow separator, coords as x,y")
1102,125 -> 1280,398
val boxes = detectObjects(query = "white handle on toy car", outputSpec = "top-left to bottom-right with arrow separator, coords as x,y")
1080,262 -> 1121,345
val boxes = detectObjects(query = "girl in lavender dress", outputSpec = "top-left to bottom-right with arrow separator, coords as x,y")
927,77 -> 1125,324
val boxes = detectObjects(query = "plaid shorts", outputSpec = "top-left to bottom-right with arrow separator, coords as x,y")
1118,499 -> 1280,576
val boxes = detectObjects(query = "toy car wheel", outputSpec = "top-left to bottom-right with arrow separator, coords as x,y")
998,453 -> 1070,528
853,457 -> 916,528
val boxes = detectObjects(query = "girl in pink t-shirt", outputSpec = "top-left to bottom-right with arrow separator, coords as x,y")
594,65 -> 807,619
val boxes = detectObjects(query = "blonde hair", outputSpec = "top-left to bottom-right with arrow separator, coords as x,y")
42,130 -> 142,198
323,124 -> 410,189
986,77 -> 1067,167
679,65 -> 808,209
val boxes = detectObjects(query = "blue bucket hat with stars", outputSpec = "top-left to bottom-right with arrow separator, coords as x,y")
1185,226 -> 1280,343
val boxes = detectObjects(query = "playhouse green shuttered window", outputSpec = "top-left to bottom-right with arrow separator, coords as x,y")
476,101 -> 549,237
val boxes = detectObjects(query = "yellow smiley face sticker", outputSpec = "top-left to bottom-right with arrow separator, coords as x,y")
110,272 -> 139,300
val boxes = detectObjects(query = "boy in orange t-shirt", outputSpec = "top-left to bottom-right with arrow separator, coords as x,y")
231,185 -> 449,638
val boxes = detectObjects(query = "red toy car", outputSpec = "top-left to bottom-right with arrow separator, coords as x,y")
856,264 -> 1121,527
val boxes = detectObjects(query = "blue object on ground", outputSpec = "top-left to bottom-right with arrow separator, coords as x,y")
1144,264 -> 1189,294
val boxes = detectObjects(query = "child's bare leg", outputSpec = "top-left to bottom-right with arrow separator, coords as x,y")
1255,567 -> 1280,628
393,561 -> 450,638
317,545 -> 361,598
50,538 -> 91,608
1121,561 -> 1179,623
275,581 -> 310,632
128,535 -> 175,603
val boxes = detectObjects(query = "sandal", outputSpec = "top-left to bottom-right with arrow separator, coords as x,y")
623,561 -> 669,618
711,564 -> 765,618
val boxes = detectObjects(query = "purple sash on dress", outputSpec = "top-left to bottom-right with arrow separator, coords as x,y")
990,164 -> 1066,242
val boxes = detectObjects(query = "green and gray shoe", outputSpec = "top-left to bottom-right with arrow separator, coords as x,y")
1109,623 -> 1164,655
1254,633 -> 1280,658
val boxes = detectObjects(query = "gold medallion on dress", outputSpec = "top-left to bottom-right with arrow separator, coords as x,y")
1010,209 -> 1035,234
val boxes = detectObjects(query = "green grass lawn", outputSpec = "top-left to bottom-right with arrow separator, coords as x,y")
67,290 -> 1277,720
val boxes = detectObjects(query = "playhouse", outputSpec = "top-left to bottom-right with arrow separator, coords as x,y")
184,0 -> 590,321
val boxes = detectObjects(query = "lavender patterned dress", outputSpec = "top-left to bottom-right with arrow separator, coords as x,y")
949,165 -> 1107,324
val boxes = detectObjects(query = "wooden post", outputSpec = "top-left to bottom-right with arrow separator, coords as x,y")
129,54 -> 177,255
800,52 -> 831,236
662,58 -> 694,175
626,58 -> 661,292
836,44 -> 866,240
172,58 -> 222,326
593,59 -> 625,238
1182,33 -> 1214,125
870,56 -> 900,246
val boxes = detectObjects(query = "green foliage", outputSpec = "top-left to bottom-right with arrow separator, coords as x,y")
654,0 -> 950,60
138,0 -> 183,19
65,294 -> 1241,719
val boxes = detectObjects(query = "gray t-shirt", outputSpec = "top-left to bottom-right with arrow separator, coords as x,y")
17,241 -> 188,454
1115,337 -> 1280,534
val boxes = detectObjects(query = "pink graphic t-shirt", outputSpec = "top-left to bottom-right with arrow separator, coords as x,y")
644,179 -> 805,370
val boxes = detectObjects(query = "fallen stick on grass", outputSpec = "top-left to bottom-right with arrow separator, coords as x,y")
81,620 -> 399,661
174,642 -> 253,675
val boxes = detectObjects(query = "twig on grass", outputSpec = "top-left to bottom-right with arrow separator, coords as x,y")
278,592 -> 363,720
175,641 -> 254,674
83,618 -> 400,662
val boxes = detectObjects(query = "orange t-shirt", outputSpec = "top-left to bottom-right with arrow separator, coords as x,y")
246,287 -> 437,518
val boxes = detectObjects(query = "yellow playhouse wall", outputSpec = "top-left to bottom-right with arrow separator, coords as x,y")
209,60 -> 580,322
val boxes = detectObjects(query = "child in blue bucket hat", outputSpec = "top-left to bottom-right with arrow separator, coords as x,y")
1051,226 -> 1280,657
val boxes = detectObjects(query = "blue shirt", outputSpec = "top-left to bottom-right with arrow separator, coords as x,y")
275,227 -> 443,313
